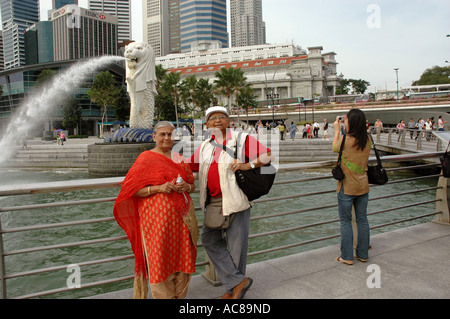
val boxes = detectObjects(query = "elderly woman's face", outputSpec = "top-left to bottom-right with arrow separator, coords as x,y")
153,126 -> 174,149
207,112 -> 230,136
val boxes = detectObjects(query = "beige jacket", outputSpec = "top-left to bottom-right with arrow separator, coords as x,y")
198,131 -> 251,216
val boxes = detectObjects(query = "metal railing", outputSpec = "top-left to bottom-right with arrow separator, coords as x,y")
371,127 -> 446,152
0,152 -> 449,299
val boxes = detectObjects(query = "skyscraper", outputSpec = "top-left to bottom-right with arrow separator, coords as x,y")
51,4 -> 118,61
88,0 -> 132,43
142,0 -> 169,58
0,0 -> 40,69
53,0 -> 78,9
180,0 -> 228,52
230,0 -> 266,47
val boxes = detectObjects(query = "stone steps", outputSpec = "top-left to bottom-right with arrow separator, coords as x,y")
8,137 -> 339,170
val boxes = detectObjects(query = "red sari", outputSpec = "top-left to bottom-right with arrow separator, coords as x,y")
113,151 -> 198,298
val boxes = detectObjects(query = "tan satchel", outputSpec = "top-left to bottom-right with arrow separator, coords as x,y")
204,197 -> 235,229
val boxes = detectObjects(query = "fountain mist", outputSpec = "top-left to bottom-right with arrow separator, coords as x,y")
0,56 -> 125,164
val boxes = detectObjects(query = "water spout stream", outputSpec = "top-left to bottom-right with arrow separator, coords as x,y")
0,56 -> 125,164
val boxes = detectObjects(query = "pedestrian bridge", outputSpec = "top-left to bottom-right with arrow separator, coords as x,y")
0,151 -> 449,299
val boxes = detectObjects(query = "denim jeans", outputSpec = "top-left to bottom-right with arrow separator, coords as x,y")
337,187 -> 370,260
202,207 -> 251,292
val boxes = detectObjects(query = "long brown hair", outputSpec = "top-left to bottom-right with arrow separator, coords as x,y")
347,109 -> 369,151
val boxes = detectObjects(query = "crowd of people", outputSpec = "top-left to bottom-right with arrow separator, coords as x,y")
373,116 -> 447,142
113,106 -> 377,300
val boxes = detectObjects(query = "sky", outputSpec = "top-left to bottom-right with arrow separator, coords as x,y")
38,0 -> 450,93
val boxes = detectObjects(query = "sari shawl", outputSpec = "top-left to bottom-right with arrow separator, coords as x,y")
113,151 -> 198,299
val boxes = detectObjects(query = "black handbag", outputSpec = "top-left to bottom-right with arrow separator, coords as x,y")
367,134 -> 388,185
209,133 -> 276,201
332,134 -> 345,180
440,142 -> 450,178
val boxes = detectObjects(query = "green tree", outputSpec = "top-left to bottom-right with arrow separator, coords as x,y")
412,65 -> 450,85
35,69 -> 57,88
179,75 -> 198,118
114,87 -> 130,122
161,72 -> 181,126
214,67 -> 247,112
335,78 -> 370,95
155,64 -> 168,121
237,84 -> 258,124
195,78 -> 217,115
62,98 -> 81,133
87,71 -> 121,137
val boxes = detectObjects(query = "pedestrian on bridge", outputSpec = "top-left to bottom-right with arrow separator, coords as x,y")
332,109 -> 371,266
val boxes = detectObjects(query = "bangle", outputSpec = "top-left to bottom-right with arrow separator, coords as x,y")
188,184 -> 192,193
147,186 -> 151,195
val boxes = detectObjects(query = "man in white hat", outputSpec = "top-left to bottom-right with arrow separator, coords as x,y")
189,106 -> 271,299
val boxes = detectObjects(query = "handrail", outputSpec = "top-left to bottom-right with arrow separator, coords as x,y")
0,151 -> 448,299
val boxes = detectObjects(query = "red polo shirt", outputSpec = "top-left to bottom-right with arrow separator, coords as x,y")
189,131 -> 270,197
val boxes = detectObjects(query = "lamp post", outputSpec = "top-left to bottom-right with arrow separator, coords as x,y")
394,68 -> 399,102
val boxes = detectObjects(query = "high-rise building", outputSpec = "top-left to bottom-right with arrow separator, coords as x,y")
0,0 -> 40,69
180,0 -> 228,53
230,0 -> 266,47
53,0 -> 78,9
88,0 -> 132,43
142,0 -> 168,57
25,21 -> 54,65
0,31 -> 4,71
50,4 -> 118,61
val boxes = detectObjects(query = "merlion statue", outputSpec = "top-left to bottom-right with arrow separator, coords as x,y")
124,42 -> 157,130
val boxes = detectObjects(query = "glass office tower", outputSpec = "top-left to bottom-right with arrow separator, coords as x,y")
180,0 -> 228,52
0,0 -> 40,69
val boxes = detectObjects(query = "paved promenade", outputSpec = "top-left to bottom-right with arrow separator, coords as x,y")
92,222 -> 450,299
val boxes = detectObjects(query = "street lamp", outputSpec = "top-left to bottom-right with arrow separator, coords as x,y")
394,68 -> 399,102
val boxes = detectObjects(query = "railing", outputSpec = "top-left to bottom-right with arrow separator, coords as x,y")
0,152 -> 449,299
371,127 -> 446,152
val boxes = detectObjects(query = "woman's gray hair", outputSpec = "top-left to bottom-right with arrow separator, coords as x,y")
153,121 -> 175,133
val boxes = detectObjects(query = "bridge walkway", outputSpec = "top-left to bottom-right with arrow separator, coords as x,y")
91,222 -> 450,299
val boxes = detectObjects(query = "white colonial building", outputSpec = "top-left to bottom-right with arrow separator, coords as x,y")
156,41 -> 342,106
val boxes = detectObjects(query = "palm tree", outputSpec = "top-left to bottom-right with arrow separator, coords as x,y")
195,78 -> 217,116
214,67 -> 247,113
162,72 -> 181,129
179,75 -> 198,118
237,84 -> 258,125
155,64 -> 168,121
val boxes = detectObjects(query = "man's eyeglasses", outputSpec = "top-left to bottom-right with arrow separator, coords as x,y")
209,115 -> 228,121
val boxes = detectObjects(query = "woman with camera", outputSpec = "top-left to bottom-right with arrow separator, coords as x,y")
332,109 -> 371,265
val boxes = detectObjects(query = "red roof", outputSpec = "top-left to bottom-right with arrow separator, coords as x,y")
168,55 -> 309,75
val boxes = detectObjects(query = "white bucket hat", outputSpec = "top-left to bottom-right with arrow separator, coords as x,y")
205,106 -> 230,121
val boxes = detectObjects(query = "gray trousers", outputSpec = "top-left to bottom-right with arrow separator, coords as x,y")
202,207 -> 251,292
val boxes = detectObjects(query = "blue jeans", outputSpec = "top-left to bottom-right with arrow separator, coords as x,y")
202,207 -> 251,292
337,187 -> 370,260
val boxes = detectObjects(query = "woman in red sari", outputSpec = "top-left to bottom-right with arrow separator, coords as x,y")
114,121 -> 198,299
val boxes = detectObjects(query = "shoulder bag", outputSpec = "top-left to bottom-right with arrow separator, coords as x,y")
203,196 -> 235,230
440,142 -> 450,178
332,134 -> 345,180
367,134 -> 389,185
209,132 -> 277,201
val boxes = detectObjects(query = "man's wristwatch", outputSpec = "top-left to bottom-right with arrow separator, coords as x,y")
250,162 -> 255,169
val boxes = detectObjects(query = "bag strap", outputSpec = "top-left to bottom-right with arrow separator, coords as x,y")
209,132 -> 249,162
368,134 -> 383,167
445,141 -> 450,155
337,134 -> 346,165
209,138 -> 236,159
